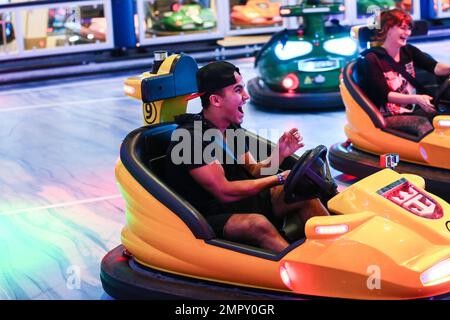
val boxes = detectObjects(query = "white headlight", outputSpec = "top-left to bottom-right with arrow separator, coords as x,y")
419,146 -> 428,161
246,12 -> 259,19
123,85 -> 136,95
69,35 -> 80,43
420,259 -> 450,286
274,41 -> 313,61
323,37 -> 358,56
438,119 -> 450,127
315,224 -> 349,235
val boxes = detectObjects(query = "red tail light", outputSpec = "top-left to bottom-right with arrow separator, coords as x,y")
171,2 -> 181,12
282,74 -> 299,92
280,264 -> 294,290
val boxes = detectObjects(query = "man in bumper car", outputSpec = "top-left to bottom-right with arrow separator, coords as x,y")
165,61 -> 329,253
359,9 -> 450,137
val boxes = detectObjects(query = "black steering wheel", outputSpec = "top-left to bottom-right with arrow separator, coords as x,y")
435,77 -> 450,112
284,145 -> 338,204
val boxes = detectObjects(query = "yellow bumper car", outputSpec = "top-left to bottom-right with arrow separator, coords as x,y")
329,24 -> 450,201
230,0 -> 282,27
101,53 -> 450,300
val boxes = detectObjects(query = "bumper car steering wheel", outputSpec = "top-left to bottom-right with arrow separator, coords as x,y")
284,145 -> 339,204
435,77 -> 450,112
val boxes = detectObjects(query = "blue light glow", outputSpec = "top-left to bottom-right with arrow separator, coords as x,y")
323,37 -> 358,56
274,41 -> 313,61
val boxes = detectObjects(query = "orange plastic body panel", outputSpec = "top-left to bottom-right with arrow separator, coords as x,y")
116,161 -> 287,292
116,53 -> 449,299
340,81 -> 450,169
117,156 -> 450,299
123,55 -> 190,125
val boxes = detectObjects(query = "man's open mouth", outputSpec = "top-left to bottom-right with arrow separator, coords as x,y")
238,106 -> 244,114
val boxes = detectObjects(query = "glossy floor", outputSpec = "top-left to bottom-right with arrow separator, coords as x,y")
0,39 -> 449,299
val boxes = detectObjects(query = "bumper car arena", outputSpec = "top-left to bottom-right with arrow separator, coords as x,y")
1,0 -> 450,302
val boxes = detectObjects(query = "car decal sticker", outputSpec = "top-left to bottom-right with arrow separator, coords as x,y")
378,178 -> 444,219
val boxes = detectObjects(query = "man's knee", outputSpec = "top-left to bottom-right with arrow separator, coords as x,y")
224,213 -> 276,239
247,214 -> 276,236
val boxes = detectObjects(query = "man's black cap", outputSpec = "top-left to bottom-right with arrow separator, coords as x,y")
197,61 -> 240,94
186,61 -> 241,101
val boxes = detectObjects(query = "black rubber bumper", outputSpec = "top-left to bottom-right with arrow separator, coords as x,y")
329,142 -> 450,202
100,245 -> 306,300
247,77 -> 344,110
101,245 -> 450,300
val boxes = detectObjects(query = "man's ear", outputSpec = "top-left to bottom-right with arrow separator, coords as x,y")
209,94 -> 221,106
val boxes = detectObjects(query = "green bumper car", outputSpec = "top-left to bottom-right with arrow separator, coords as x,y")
248,1 -> 359,110
152,2 -> 216,32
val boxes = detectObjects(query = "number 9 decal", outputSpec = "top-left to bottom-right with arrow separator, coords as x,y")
143,102 -> 157,125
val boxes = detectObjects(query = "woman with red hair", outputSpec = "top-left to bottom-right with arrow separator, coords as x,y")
361,9 -> 450,137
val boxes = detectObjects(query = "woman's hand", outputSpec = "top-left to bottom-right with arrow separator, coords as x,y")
415,94 -> 436,113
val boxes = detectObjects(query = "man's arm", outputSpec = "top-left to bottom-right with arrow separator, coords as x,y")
240,128 -> 304,177
189,161 -> 288,203
240,151 -> 277,178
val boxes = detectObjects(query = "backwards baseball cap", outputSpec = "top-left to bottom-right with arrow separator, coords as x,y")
186,61 -> 240,100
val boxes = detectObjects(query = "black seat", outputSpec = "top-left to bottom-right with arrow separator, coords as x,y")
119,122 -> 305,258
141,124 -> 176,178
120,123 -> 216,240
344,60 -> 387,129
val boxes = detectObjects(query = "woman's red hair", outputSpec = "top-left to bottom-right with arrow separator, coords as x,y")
375,9 -> 414,41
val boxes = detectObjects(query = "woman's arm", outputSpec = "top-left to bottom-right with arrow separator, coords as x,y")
388,91 -> 435,112
434,62 -> 450,77
408,45 -> 450,77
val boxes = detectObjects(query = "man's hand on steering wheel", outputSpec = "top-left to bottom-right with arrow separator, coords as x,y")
283,145 -> 338,204
277,170 -> 290,185
276,128 -> 304,161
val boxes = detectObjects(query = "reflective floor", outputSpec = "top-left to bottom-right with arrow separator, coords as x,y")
0,39 -> 449,299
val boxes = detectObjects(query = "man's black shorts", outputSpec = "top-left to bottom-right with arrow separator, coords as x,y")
203,188 -> 281,238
